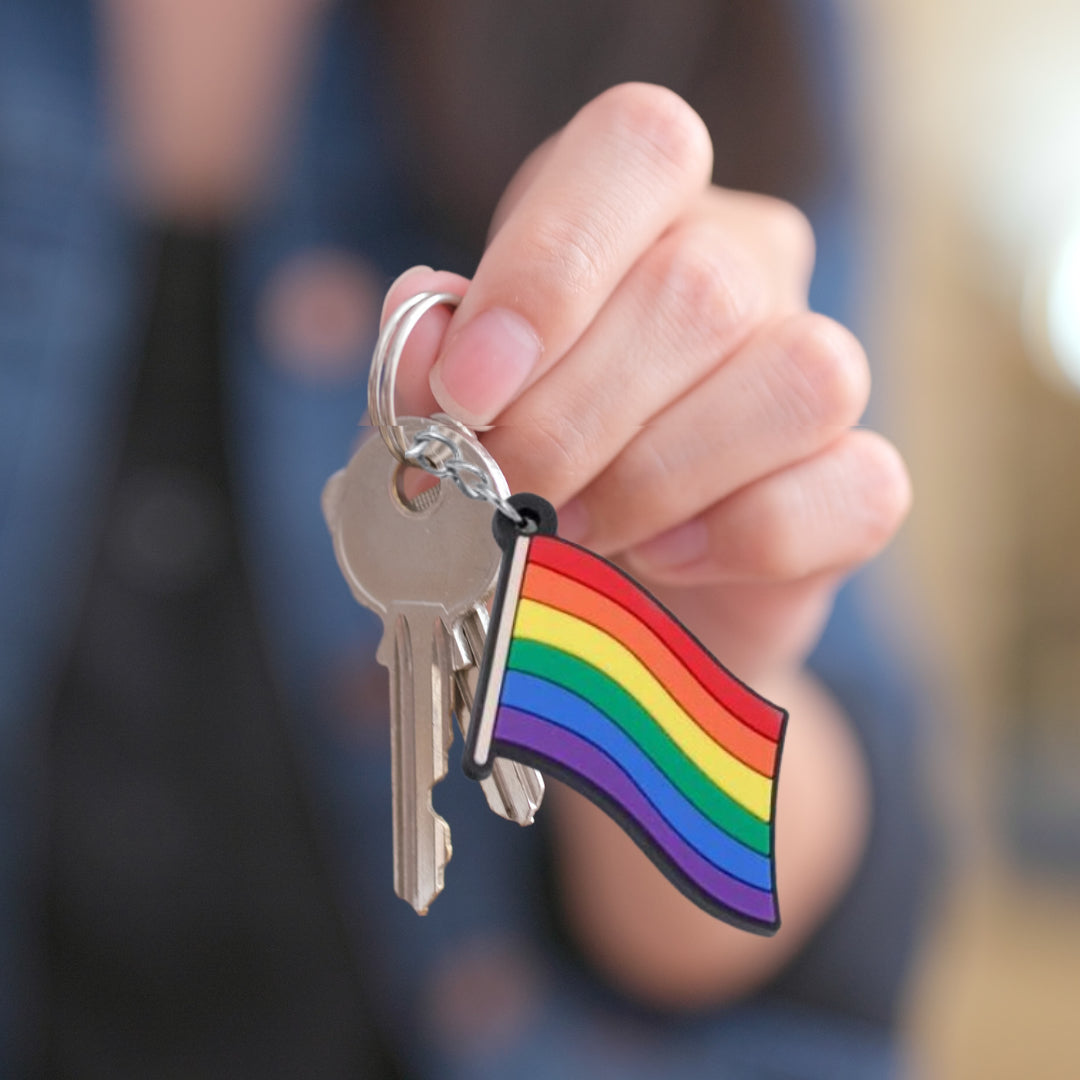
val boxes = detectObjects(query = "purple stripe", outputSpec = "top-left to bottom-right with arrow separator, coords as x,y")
496,707 -> 776,923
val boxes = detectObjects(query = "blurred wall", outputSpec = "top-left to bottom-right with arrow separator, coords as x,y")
846,2 -> 1080,1076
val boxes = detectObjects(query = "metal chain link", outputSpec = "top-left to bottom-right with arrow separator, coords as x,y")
404,427 -> 525,526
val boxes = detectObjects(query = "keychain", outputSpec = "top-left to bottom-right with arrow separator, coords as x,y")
325,291 -> 787,932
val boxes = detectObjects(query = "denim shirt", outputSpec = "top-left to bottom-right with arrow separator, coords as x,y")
0,2 -> 935,1076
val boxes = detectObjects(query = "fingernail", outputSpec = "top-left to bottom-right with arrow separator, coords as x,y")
628,519 -> 709,570
557,498 -> 589,544
431,308 -> 542,425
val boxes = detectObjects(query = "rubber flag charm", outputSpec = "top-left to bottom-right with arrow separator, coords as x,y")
464,493 -> 788,934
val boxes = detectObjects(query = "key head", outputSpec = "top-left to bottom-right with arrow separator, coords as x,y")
323,417 -> 506,625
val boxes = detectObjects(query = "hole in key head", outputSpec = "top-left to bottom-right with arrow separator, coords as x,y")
393,463 -> 442,513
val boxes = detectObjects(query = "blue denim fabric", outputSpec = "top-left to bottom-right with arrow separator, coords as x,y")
0,1 -> 139,1068
0,1 -> 930,1075
224,12 -> 550,1062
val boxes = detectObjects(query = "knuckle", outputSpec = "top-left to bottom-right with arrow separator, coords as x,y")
589,83 -> 713,186
607,434 -> 682,511
647,224 -> 763,350
724,481 -> 803,581
520,202 -> 615,301
513,399 -> 597,492
748,486 -> 805,579
780,313 -> 870,431
854,434 -> 912,551
758,196 -> 816,272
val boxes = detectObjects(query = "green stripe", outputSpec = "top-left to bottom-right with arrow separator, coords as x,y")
507,639 -> 771,855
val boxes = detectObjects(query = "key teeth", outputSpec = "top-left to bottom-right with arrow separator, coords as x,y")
386,610 -> 456,916
396,809 -> 452,915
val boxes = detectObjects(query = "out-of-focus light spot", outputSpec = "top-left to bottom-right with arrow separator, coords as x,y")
1024,205 -> 1080,395
424,935 -> 543,1059
1046,215 -> 1080,391
259,250 -> 380,382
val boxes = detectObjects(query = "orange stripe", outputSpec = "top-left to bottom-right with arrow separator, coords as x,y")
521,563 -> 777,778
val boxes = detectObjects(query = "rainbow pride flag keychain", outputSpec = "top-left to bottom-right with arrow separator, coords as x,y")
464,493 -> 788,935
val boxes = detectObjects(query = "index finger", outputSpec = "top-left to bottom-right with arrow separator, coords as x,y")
429,83 -> 713,428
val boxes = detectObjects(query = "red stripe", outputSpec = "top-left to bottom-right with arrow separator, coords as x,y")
529,536 -> 783,742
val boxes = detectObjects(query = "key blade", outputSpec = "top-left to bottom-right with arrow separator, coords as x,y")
324,418 -> 515,913
454,665 -> 543,825
388,607 -> 453,914
489,759 -> 545,826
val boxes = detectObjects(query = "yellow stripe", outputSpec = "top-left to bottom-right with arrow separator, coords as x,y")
513,599 -> 772,820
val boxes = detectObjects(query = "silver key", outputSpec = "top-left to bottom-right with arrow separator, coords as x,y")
451,603 -> 545,825
322,417 -> 502,913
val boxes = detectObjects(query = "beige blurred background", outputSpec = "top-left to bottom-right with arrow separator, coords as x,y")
848,2 -> 1080,1076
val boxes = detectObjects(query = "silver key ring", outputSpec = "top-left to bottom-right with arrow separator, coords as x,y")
368,290 -> 462,462
368,291 -> 525,526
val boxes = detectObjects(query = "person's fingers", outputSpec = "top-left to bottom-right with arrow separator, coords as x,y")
481,194 -> 822,505
428,83 -> 714,427
645,572 -> 844,685
485,133 -> 559,241
377,265 -> 472,418
480,215 -> 774,500
623,429 -> 912,587
542,312 -> 870,551
683,188 -> 816,311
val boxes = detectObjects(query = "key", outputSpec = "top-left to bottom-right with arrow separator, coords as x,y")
451,603 -> 545,825
322,417 -> 504,913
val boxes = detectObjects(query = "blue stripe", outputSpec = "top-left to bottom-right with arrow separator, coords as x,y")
500,671 -> 772,889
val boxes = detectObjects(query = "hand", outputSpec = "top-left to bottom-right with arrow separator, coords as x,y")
385,83 -> 908,685
382,83 -> 905,1005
